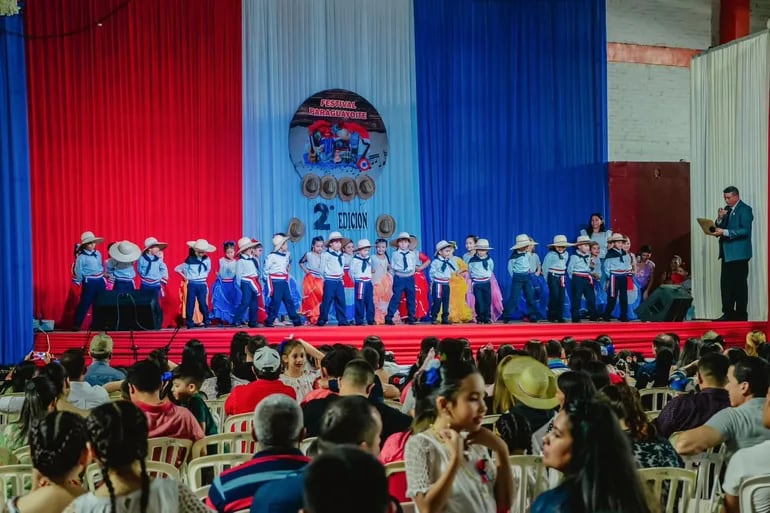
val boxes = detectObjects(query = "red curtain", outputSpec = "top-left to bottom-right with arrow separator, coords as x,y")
24,0 -> 242,327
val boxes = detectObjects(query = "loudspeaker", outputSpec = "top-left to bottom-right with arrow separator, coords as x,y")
92,290 -> 160,331
635,285 -> 693,322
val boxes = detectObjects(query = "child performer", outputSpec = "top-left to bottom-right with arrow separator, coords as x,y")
409,235 -> 431,321
372,238 -> 393,324
211,240 -> 241,326
138,237 -> 169,329
179,239 -> 216,329
264,234 -> 303,327
299,236 -> 325,324
429,240 -> 456,325
342,239 -> 356,323
73,231 -> 106,330
602,233 -> 631,322
467,238 -> 495,323
502,234 -> 540,323
106,241 -> 141,294
567,235 -> 597,323
589,241 -> 606,313
318,231 -> 349,326
446,242 -> 473,323
234,237 -> 263,328
542,235 -> 572,323
349,239 -> 375,325
385,232 -> 419,325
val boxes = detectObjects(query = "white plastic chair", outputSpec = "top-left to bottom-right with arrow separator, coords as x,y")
204,399 -> 226,432
186,453 -> 251,494
384,399 -> 402,410
400,502 -> 416,513
146,437 -> 193,469
509,455 -> 548,513
639,387 -> 675,412
190,432 -> 257,459
681,443 -> 727,509
223,413 -> 253,433
482,414 -> 501,430
85,461 -> 179,492
300,437 -> 318,456
739,474 -> 770,513
638,467 -> 696,513
0,464 -> 33,501
12,446 -> 31,465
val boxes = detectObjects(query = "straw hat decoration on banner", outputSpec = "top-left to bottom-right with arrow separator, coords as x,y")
301,173 -> 321,199
108,241 -> 141,263
287,217 -> 306,243
319,175 -> 338,200
375,214 -> 396,238
337,176 -> 357,202
356,175 -> 375,200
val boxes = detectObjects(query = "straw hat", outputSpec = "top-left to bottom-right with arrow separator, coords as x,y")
143,237 -> 168,252
474,238 -> 493,251
338,176 -> 357,202
301,173 -> 321,199
109,240 -> 141,263
356,174 -> 376,200
548,235 -> 573,248
607,232 -> 628,243
355,239 -> 372,251
236,237 -> 260,256
375,214 -> 396,239
78,231 -> 104,249
89,333 -> 114,355
187,239 -> 216,253
326,231 -> 344,246
510,234 -> 535,250
500,355 -> 559,409
287,218 -> 305,243
272,234 -> 290,252
320,175 -> 338,200
434,240 -> 453,256
573,235 -> 592,245
390,231 -> 417,248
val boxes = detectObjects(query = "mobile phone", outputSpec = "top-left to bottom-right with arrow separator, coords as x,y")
32,351 -> 47,361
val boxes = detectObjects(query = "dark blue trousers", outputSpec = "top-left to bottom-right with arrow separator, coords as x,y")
354,281 -> 375,325
112,280 -> 135,295
74,277 -> 106,329
186,281 -> 210,328
386,275 -> 416,322
266,280 -> 301,326
503,273 -> 538,321
570,275 -> 597,322
234,283 -> 259,327
473,281 -> 492,323
547,273 -> 565,321
430,282 -> 450,323
319,280 -> 348,326
604,274 -> 628,320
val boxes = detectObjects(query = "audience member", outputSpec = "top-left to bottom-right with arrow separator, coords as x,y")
656,352 -> 730,438
361,346 -> 387,403
545,340 -> 568,375
476,344 -> 498,401
278,338 -> 324,403
583,360 -> 612,390
229,331 -> 252,381
302,346 -> 357,404
63,401 -> 207,513
0,360 -> 37,395
0,376 -> 58,462
200,353 -> 249,399
494,355 -> 558,437
745,329 -> 766,357
676,356 -> 770,456
207,394 -> 310,513
224,347 -> 296,416
560,336 -> 577,359
725,347 -> 748,366
636,335 -> 676,390
405,336 -> 439,386
59,349 -> 110,409
181,339 -> 214,379
39,363 -> 88,417
566,347 -> 597,372
363,335 -> 401,400
126,360 -> 203,443
496,343 -> 517,360
84,333 -> 125,386
532,400 -> 653,513
531,371 -> 596,454
172,364 -> 217,436
677,337 -> 702,375
524,340 -> 548,365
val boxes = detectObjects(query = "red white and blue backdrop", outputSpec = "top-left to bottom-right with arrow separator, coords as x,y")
0,0 -> 607,363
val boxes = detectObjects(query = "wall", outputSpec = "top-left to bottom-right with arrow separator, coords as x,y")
751,0 -> 770,33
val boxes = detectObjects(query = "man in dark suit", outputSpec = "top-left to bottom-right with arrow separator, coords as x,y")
713,186 -> 753,321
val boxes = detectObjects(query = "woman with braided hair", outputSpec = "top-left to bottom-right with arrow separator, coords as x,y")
0,376 -> 59,464
6,411 -> 88,512
63,401 -> 207,513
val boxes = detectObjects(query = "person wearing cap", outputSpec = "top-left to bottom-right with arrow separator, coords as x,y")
502,234 -> 540,323
84,333 -> 126,386
211,240 -> 241,326
234,237 -> 265,328
318,232 -> 349,327
72,231 -> 107,330
385,232 -> 420,325
264,234 -> 303,328
138,236 -> 169,328
224,347 -> 296,416
105,240 -> 141,294
177,239 -> 217,328
542,236 -> 572,323
429,241 -> 457,324
349,239 -> 375,325
601,233 -> 632,322
567,235 -> 599,323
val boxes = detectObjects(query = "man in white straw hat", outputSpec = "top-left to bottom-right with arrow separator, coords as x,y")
138,237 -> 169,329
106,240 -> 141,295
349,239 -> 375,325
542,235 -> 573,323
179,239 -> 216,328
318,232 -> 349,326
429,240 -> 456,324
502,234 -> 540,323
567,235 -> 599,323
233,237 -> 264,328
385,232 -> 420,325
601,233 -> 631,322
264,234 -> 303,327
73,231 -> 107,330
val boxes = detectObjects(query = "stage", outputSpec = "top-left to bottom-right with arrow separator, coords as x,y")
34,320 -> 764,367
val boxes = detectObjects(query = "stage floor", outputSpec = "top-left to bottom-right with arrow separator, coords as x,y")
35,320 -> 764,367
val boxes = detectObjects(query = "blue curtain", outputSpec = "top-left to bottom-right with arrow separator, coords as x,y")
0,13 -> 33,363
415,0 -> 607,295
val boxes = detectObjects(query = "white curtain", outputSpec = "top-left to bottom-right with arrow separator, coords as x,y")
690,31 -> 770,321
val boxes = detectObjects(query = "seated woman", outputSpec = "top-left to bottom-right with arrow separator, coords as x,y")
6,411 -> 88,513
531,371 -> 596,455
532,399 -> 653,513
0,376 -> 59,464
63,401 -> 208,513
597,384 -> 684,469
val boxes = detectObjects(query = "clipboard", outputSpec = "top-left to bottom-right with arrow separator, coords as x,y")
696,218 -> 717,235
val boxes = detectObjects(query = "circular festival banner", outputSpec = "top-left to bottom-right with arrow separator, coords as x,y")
289,89 -> 388,201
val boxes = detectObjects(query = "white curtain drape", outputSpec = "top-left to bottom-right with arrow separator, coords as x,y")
690,31 -> 770,321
